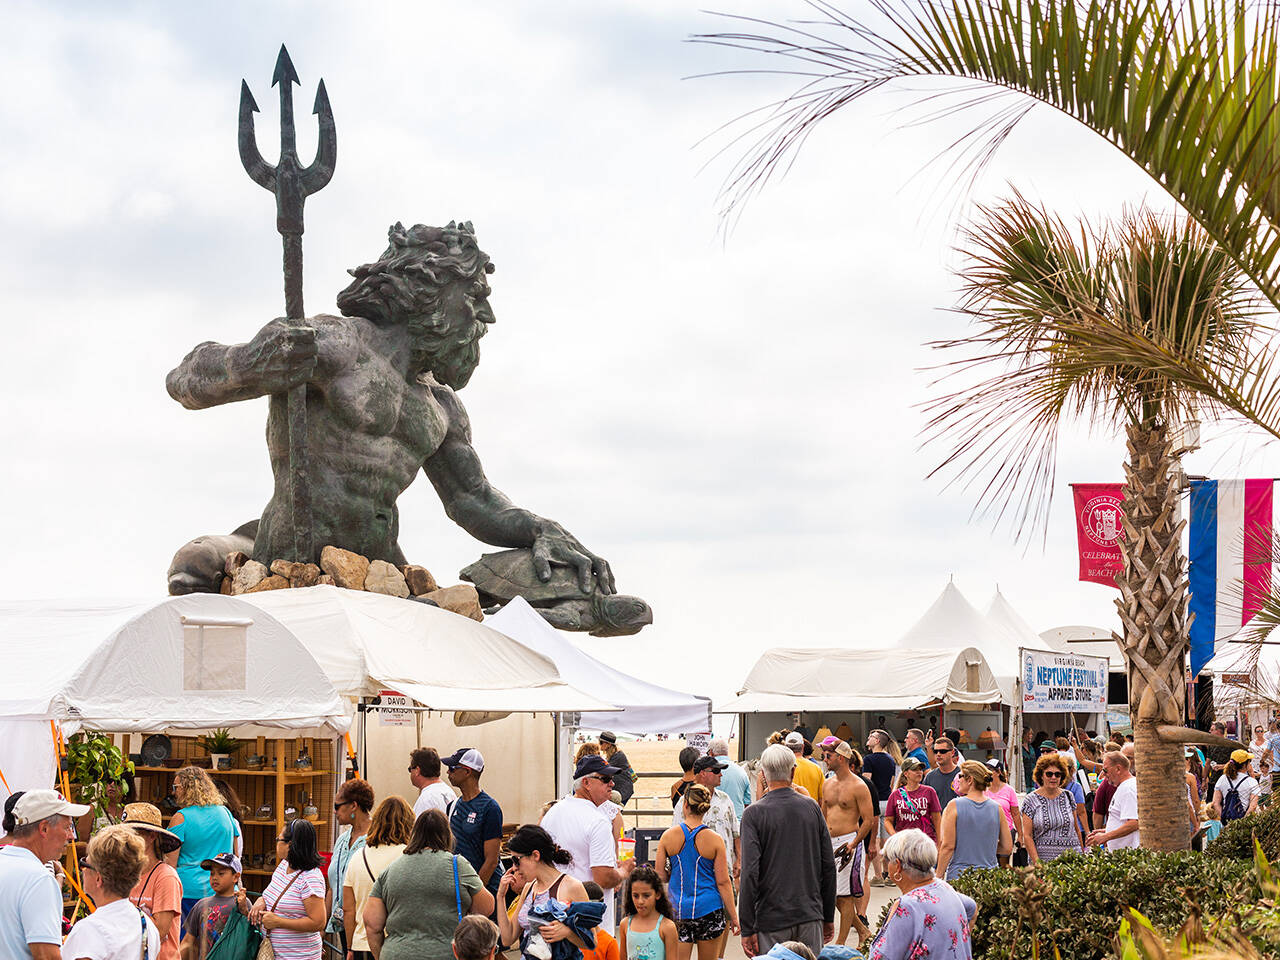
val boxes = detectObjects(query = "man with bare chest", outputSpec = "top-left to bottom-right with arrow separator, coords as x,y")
820,739 -> 874,949
167,221 -> 614,587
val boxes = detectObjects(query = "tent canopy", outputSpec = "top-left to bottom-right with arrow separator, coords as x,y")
0,594 -> 348,732
716,646 -> 1003,713
486,597 -> 711,734
240,586 -> 615,713
895,582 -> 1024,700
1040,625 -> 1125,669
985,589 -> 1045,658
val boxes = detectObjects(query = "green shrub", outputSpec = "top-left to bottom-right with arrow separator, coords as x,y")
1206,804 -> 1280,863
943,850 -> 1255,960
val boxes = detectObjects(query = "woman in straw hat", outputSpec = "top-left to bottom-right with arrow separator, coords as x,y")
122,803 -> 183,960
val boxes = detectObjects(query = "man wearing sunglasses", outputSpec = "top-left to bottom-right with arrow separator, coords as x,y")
923,738 -> 961,810
541,754 -> 634,931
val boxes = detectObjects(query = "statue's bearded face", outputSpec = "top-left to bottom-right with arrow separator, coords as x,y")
410,273 -> 495,388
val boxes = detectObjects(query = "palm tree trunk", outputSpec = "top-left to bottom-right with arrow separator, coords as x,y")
1114,420 -> 1192,851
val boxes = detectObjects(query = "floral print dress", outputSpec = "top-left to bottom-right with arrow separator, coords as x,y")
867,879 -> 976,960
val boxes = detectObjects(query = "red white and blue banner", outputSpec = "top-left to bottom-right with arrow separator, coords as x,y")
1189,479 -> 1274,677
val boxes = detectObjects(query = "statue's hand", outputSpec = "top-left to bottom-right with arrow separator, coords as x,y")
531,523 -> 616,595
228,318 -> 318,393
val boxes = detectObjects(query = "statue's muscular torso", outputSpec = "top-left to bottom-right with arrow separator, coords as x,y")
254,313 -> 458,565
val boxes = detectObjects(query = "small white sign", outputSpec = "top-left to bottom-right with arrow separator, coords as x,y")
685,732 -> 712,754
379,690 -> 413,726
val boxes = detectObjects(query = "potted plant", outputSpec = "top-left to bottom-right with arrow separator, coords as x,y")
65,731 -> 134,838
199,728 -> 240,770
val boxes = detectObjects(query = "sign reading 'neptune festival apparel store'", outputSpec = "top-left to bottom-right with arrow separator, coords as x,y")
1022,649 -> 1109,713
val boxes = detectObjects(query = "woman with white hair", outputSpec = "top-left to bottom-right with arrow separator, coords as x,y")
864,830 -> 976,960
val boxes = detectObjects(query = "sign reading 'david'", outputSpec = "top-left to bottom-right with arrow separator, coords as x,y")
379,689 -> 413,726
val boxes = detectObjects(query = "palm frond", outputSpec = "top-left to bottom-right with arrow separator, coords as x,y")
926,192 -> 1280,537
693,0 -> 1280,312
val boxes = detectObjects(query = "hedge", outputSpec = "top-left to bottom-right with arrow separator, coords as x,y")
1207,804 -> 1280,863
937,849 -> 1256,959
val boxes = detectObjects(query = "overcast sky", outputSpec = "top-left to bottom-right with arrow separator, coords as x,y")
4,1 -> 1277,708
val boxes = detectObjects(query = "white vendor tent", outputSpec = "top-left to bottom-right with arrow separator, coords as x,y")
985,589 -> 1046,656
898,581 -> 1022,699
0,593 -> 348,812
487,597 -> 710,734
1040,625 -> 1125,668
0,593 -> 347,731
716,646 -> 1003,713
239,585 -> 615,713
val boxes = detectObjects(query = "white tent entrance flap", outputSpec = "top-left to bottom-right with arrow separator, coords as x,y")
716,646 -> 1003,713
0,594 -> 348,732
486,597 -> 711,734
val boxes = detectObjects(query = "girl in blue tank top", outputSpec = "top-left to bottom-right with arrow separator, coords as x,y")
619,866 -> 677,960
654,783 -> 741,959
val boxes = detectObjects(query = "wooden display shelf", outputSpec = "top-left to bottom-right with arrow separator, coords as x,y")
134,765 -> 330,778
129,736 -> 336,877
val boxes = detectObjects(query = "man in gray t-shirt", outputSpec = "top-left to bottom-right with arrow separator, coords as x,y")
923,738 -> 960,809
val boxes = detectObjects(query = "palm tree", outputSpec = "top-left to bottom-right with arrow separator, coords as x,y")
695,0 -> 1280,846
934,193 -> 1280,849
696,1 -> 1280,310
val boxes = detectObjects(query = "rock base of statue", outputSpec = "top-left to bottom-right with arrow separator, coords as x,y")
216,547 -> 481,620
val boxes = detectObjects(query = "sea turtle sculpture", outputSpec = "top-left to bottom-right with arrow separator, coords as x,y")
461,549 -> 653,637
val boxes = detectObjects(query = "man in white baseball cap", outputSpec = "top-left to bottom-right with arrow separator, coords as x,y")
1,789 -> 89,960
785,731 -> 825,800
443,749 -> 503,901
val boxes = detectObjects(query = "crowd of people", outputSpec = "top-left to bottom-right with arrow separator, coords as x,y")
2,720 -> 1276,960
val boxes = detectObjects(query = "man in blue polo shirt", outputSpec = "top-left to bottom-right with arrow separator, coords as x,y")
1,789 -> 88,960
444,749 -> 503,899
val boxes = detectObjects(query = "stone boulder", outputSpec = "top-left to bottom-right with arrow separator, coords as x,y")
320,546 -> 369,590
402,565 -> 438,597
271,559 -> 322,588
246,574 -> 289,593
422,584 -> 483,621
224,551 -> 249,578
365,560 -> 410,598
316,574 -> 335,586
231,559 -> 269,595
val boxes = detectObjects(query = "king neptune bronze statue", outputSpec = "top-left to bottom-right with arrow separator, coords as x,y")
165,222 -> 652,636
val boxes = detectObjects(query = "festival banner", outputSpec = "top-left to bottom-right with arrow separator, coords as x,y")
1189,479 -> 1275,677
1071,483 -> 1125,587
1021,648 -> 1109,713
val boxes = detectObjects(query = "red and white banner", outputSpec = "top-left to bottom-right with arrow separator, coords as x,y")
1072,483 -> 1125,588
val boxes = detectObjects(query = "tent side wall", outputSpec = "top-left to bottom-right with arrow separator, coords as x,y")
362,711 -> 556,824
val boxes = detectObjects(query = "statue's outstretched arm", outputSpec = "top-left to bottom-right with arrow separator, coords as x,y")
166,319 -> 318,410
424,386 -> 615,594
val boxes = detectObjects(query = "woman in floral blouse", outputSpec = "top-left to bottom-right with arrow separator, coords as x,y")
867,830 -> 976,960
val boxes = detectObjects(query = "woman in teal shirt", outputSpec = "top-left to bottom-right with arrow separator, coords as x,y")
169,765 -> 241,929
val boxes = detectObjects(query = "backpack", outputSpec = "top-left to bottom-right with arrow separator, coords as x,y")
1222,776 -> 1248,823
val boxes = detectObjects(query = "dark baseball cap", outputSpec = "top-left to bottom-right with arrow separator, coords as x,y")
200,852 -> 242,874
574,754 -> 621,780
692,755 -> 728,774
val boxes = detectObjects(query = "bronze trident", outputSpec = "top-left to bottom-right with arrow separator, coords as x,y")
238,45 -> 335,563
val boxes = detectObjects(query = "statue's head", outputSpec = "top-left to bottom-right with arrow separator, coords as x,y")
336,221 -> 495,388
